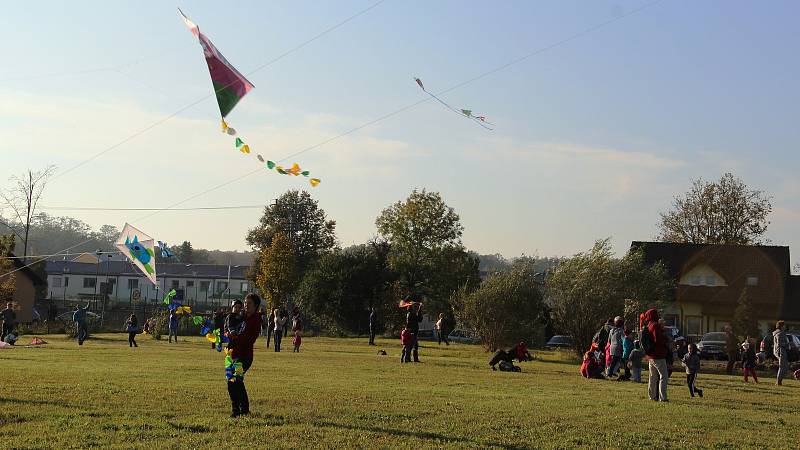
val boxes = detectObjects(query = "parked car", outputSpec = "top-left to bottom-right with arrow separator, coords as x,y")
761,332 -> 800,363
697,332 -> 729,360
545,335 -> 573,350
447,329 -> 480,344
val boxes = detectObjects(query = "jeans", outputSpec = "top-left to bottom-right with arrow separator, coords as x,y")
266,328 -> 273,347
76,323 -> 88,345
686,372 -> 702,397
1,323 -> 13,340
227,357 -> 253,415
648,358 -> 669,401
776,350 -> 789,384
369,325 -> 376,345
607,355 -> 622,377
437,329 -> 449,345
168,328 -> 178,343
632,365 -> 642,383
274,329 -> 283,352
128,332 -> 138,347
726,352 -> 738,374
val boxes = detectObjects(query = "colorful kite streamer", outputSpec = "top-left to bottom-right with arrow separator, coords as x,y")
414,77 -> 493,130
179,9 -> 321,188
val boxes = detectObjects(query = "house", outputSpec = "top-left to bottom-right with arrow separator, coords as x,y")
631,241 -> 800,340
0,256 -> 46,323
44,260 -> 256,309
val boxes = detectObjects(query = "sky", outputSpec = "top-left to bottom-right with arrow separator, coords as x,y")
1,0 -> 799,264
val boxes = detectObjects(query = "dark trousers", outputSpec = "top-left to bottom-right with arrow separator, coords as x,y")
76,323 -> 88,345
266,328 -> 273,347
128,332 -> 138,347
489,350 -> 513,368
437,330 -> 449,345
227,357 -> 253,415
687,372 -> 702,397
369,326 -> 376,345
274,330 -> 283,352
1,324 -> 12,340
607,355 -> 622,377
725,353 -> 737,374
403,335 -> 419,362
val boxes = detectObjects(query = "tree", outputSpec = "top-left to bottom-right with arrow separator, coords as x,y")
658,173 -> 772,245
0,166 -> 56,261
254,233 -> 299,310
547,239 -> 673,356
296,241 -> 394,334
376,189 -> 478,312
732,287 -> 760,340
178,241 -> 194,263
453,259 -> 547,350
0,235 -> 16,303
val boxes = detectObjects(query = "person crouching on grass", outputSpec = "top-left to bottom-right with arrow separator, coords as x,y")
680,343 -> 704,398
225,293 -> 263,417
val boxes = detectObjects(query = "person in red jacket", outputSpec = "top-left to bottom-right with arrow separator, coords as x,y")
226,293 -> 264,417
641,308 -> 669,402
581,343 -> 603,379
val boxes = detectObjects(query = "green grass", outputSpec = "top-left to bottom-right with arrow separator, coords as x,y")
1,334 -> 798,449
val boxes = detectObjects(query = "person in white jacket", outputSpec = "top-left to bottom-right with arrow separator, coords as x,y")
273,308 -> 288,352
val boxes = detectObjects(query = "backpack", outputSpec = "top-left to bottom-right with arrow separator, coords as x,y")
640,326 -> 655,355
499,361 -> 521,372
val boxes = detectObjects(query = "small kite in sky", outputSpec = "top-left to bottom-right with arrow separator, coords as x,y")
115,223 -> 157,286
414,77 -> 493,130
179,8 -> 321,188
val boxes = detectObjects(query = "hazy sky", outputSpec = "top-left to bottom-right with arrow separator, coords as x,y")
1,1 -> 798,263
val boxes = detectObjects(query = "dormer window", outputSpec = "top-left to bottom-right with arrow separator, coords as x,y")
746,276 -> 758,286
679,264 -> 728,287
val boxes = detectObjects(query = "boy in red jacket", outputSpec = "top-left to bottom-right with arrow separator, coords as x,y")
642,308 -> 670,402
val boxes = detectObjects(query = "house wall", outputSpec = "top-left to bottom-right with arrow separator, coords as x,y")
12,273 -> 36,322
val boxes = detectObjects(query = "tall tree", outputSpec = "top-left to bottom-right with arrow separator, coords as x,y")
732,287 -> 760,340
376,189 -> 477,312
0,166 -> 56,261
0,235 -> 16,302
178,241 -> 194,263
254,233 -> 299,310
547,239 -> 673,356
246,190 -> 336,278
658,173 -> 772,245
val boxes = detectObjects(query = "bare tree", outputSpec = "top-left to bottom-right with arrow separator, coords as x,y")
0,166 -> 56,261
658,173 -> 772,245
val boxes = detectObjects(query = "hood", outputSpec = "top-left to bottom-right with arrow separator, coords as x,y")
643,308 -> 659,324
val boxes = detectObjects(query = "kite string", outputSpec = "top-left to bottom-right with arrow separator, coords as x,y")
0,0 -> 663,279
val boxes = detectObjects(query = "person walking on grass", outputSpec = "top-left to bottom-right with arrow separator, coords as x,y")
405,302 -> 423,363
741,340 -> 758,383
681,343 -> 704,398
265,309 -> 275,349
73,302 -> 90,345
724,326 -> 738,375
368,307 -> 377,346
225,293 -> 263,417
641,308 -> 669,402
168,310 -> 179,343
1,303 -> 15,341
273,308 -> 287,352
773,320 -> 790,386
126,314 -> 139,348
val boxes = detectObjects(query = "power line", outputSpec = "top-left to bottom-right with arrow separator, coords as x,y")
40,205 -> 265,211
1,0 -> 662,279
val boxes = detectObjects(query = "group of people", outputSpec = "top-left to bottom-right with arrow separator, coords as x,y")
581,310 -> 797,402
263,307 -> 302,352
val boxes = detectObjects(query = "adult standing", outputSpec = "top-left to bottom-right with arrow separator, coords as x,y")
724,326 -> 738,375
73,302 -> 90,345
606,316 -> 624,378
368,307 -> 377,346
168,310 -> 179,343
642,308 -> 669,402
273,308 -> 287,352
282,308 -> 289,338
291,308 -> 302,333
126,314 -> 139,348
773,320 -> 790,386
226,293 -> 263,417
1,303 -> 15,341
436,313 -> 450,346
265,309 -> 275,349
405,303 -> 423,362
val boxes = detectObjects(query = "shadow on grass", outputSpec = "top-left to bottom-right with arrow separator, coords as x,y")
312,420 -> 527,450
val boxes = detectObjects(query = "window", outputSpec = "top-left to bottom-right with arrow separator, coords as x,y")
217,281 -> 228,294
686,316 -> 702,338
200,281 -> 210,292
704,276 -> 716,286
690,275 -> 701,286
52,277 -> 62,288
663,314 -> 678,327
746,276 -> 758,286
240,282 -> 249,293
64,277 -> 69,287
128,279 -> 139,290
186,280 -> 194,288
83,277 -> 96,289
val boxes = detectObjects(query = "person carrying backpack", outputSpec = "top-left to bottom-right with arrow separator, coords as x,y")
640,308 -> 669,402
592,318 -> 613,370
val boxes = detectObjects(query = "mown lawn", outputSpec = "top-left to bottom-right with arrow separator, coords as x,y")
0,334 -> 798,449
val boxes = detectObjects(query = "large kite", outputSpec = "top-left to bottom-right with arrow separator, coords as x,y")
115,223 -> 157,286
179,9 -> 320,187
414,77 -> 493,130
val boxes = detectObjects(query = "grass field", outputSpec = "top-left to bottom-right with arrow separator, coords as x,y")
1,334 -> 798,449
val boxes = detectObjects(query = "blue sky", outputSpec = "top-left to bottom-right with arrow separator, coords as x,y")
1,1 -> 798,263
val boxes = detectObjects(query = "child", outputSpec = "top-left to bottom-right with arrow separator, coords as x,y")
292,329 -> 301,352
618,329 -> 634,381
741,341 -> 758,383
628,340 -> 644,383
400,327 -> 412,363
681,343 -> 704,398
224,300 -> 244,349
125,314 -> 139,348
581,343 -> 604,379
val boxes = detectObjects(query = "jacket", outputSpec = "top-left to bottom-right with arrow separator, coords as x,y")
406,311 -> 422,334
681,352 -> 701,374
622,336 -> 634,360
643,309 -> 668,359
274,315 -> 287,332
229,312 -> 263,360
608,326 -> 624,356
400,329 -> 412,346
773,329 -> 789,358
741,348 -> 757,369
628,348 -> 644,368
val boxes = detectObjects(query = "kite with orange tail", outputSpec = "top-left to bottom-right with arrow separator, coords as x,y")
179,9 -> 320,188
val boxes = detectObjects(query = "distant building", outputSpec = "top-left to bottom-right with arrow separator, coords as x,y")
1,256 -> 46,323
631,241 -> 800,340
44,260 -> 255,309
